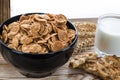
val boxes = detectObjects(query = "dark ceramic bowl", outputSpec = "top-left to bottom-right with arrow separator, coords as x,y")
0,13 -> 78,78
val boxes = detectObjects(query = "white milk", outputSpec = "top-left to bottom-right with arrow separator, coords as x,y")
95,18 -> 120,55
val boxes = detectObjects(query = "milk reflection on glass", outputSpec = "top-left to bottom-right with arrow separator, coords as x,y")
95,14 -> 120,56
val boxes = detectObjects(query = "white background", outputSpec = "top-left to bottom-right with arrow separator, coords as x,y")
11,0 -> 120,18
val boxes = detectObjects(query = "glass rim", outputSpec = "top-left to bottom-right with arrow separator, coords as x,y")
98,13 -> 120,24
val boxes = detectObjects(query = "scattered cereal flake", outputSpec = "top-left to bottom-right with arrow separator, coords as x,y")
34,14 -> 47,23
46,13 -> 55,19
37,40 -> 47,44
29,44 -> 42,53
50,22 -> 58,33
42,26 -> 49,36
20,35 -> 33,44
3,25 -> 8,32
19,15 -> 29,22
2,30 -> 8,43
20,20 -> 31,24
44,33 -> 57,41
50,33 -> 57,37
8,23 -> 20,37
51,41 -> 64,52
22,44 -> 42,53
55,14 -> 67,24
20,24 -> 30,31
8,22 -> 19,31
8,44 -> 17,49
31,22 -> 41,32
47,23 -> 53,33
59,25 -> 67,31
27,22 -> 41,38
21,44 -> 30,53
8,37 -> 19,49
44,34 -> 51,41
62,41 -> 69,48
38,14 -> 50,20
68,29 -> 76,40
39,23 -> 45,34
48,39 -> 53,45
57,29 -> 69,42
40,45 -> 49,53
17,45 -> 22,51
51,36 -> 58,42
11,37 -> 19,48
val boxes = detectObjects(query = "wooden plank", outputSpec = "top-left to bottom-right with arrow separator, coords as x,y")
0,64 -> 24,78
0,54 -> 7,64
0,0 -> 10,23
69,18 -> 97,23
0,74 -> 84,80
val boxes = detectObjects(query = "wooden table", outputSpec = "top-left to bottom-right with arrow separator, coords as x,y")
0,18 -> 99,80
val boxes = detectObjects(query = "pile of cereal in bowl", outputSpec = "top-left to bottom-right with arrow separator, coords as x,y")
0,13 -> 76,54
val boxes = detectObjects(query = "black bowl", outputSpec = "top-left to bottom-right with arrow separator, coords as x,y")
0,13 -> 78,78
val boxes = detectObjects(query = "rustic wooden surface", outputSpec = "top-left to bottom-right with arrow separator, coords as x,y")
0,19 -> 99,80
0,0 -> 10,24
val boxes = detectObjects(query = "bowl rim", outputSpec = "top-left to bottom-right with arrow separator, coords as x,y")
0,13 -> 78,55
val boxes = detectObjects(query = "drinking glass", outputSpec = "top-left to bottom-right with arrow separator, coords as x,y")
95,14 -> 120,56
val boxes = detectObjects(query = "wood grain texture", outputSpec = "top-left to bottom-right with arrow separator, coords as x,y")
0,0 -> 10,24
68,18 -> 97,23
0,19 -> 100,80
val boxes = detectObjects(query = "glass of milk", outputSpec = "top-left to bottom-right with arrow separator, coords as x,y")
95,14 -> 120,56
